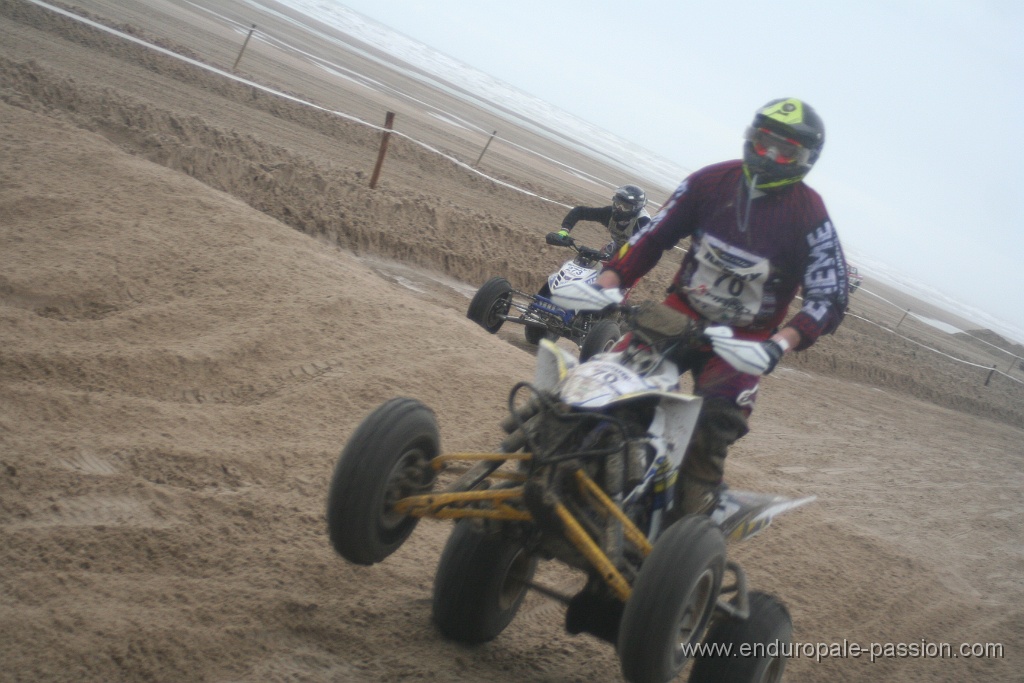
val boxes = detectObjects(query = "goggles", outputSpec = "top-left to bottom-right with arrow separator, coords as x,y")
745,126 -> 811,166
613,198 -> 637,213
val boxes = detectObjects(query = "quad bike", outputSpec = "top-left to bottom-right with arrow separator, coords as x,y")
328,282 -> 812,683
847,265 -> 863,296
466,234 -> 625,360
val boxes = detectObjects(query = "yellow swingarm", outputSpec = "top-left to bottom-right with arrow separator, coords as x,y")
392,454 -> 651,601
428,451 -> 531,474
394,486 -> 532,521
392,452 -> 532,520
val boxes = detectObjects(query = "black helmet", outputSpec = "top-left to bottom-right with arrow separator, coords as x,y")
612,185 -> 647,220
742,98 -> 825,190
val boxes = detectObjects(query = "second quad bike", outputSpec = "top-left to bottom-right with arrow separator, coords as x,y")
847,265 -> 863,295
328,282 -> 811,683
466,234 -> 624,360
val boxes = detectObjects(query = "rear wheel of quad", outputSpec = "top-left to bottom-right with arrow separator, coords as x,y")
432,520 -> 538,644
467,277 -> 513,333
326,398 -> 438,566
579,319 -> 621,361
618,515 -> 726,683
688,592 -> 793,683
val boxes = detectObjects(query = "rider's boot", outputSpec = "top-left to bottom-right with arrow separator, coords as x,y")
671,398 -> 749,519
676,476 -> 727,517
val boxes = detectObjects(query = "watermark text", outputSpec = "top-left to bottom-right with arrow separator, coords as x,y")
682,639 -> 1004,664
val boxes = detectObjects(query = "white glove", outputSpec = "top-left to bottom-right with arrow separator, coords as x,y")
705,326 -> 786,375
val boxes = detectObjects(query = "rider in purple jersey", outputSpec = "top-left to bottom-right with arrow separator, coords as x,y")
596,98 -> 849,516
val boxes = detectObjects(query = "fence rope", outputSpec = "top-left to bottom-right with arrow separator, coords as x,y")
844,312 -> 1024,385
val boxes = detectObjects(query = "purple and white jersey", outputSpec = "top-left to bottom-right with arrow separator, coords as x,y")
606,160 -> 847,349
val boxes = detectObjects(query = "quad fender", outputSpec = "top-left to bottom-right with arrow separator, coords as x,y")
557,357 -> 681,408
547,258 -> 601,294
648,399 -> 703,472
533,341 -> 703,469
534,339 -> 579,392
710,490 -> 817,542
550,280 -> 624,312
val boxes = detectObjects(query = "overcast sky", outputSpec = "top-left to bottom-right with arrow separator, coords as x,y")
334,0 -> 1024,340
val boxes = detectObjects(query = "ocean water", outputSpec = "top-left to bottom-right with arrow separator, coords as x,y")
257,0 -> 691,191
260,0 -> 1024,346
844,248 -> 1024,346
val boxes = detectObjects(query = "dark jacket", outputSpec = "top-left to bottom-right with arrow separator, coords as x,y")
561,205 -> 652,251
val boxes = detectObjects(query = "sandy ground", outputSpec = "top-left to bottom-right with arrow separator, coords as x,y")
1,1 -> 1022,681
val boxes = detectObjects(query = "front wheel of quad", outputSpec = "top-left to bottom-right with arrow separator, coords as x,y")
579,319 -> 622,361
618,515 -> 726,683
432,520 -> 538,644
467,277 -> 513,333
326,398 -> 439,566
688,592 -> 793,683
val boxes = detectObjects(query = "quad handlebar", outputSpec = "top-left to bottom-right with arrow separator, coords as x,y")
550,280 -> 782,375
545,232 -> 611,262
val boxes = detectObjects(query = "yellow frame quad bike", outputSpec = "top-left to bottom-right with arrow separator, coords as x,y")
327,298 -> 813,683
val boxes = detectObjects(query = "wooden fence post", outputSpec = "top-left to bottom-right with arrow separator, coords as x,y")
369,111 -> 396,189
232,24 -> 257,72
894,308 -> 910,331
984,364 -> 997,386
474,130 -> 498,167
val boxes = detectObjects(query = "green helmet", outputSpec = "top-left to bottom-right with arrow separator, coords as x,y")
742,98 -> 825,190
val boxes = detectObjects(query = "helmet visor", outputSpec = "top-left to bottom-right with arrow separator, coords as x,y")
745,126 -> 811,166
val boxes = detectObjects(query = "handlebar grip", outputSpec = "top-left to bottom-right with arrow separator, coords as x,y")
545,232 -> 571,246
